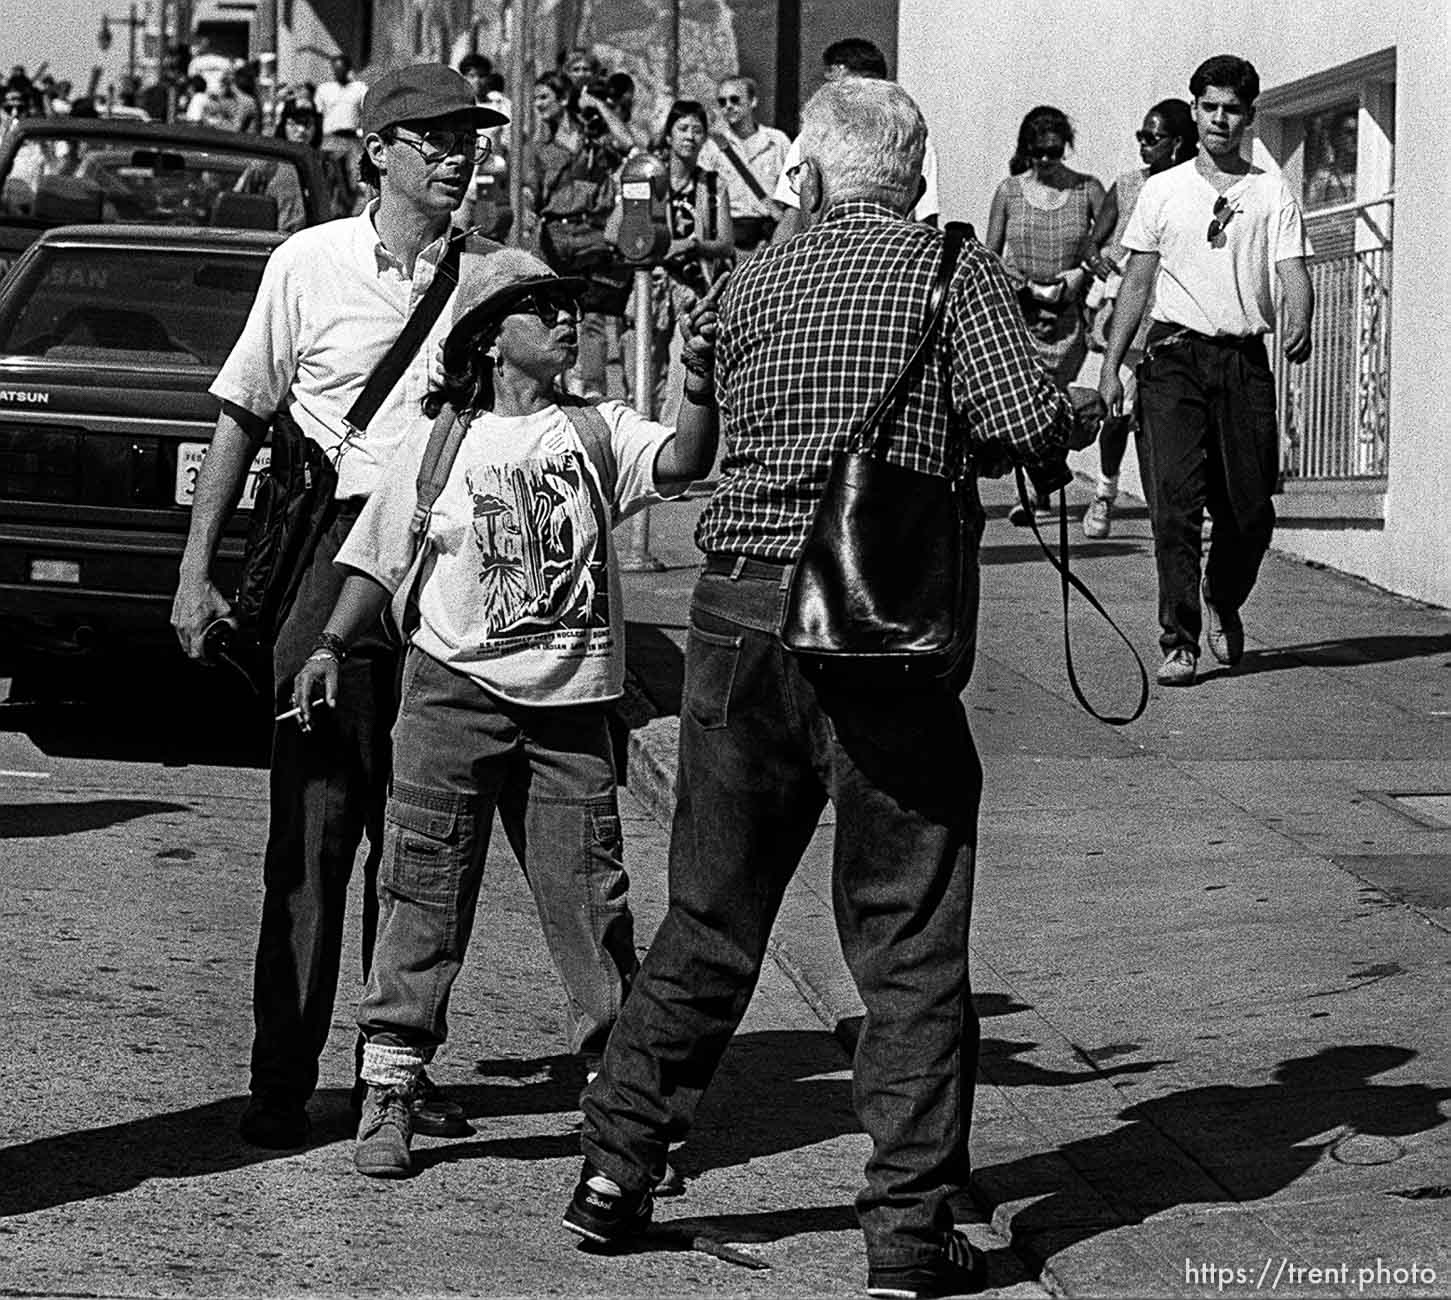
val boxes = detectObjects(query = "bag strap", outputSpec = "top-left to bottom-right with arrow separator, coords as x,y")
562,400 -> 618,517
1013,466 -> 1149,726
342,228 -> 466,437
710,132 -> 770,203
409,402 -> 468,539
858,221 -> 971,460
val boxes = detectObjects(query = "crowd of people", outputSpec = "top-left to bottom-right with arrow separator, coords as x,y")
150,32 -> 1311,1300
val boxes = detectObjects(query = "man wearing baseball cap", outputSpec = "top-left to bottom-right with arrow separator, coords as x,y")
172,63 -> 508,1151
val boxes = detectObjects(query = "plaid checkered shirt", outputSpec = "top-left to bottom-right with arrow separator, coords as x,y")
698,199 -> 1074,561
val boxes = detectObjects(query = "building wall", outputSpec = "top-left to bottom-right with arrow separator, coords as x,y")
899,0 -> 1451,608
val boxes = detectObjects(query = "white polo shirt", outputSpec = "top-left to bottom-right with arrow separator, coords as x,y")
1123,158 -> 1310,338
211,203 -> 465,500
773,131 -> 939,223
701,125 -> 791,220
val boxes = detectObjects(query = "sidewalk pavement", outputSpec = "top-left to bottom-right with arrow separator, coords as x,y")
616,477 -> 1451,1299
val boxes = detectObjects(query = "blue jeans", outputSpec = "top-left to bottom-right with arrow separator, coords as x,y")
581,566 -> 983,1269
358,648 -> 637,1062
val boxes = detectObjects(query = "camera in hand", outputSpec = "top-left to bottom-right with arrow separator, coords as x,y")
578,77 -> 614,138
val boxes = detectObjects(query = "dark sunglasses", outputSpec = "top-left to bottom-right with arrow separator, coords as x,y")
1207,194 -> 1238,242
1028,143 -> 1065,161
1135,130 -> 1170,146
716,94 -> 744,106
505,288 -> 581,325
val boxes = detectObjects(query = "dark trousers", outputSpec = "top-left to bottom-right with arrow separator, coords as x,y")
249,507 -> 398,1101
1135,326 -> 1279,655
581,567 -> 982,1268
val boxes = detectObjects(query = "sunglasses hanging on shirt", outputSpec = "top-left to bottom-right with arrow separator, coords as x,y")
1207,195 -> 1239,242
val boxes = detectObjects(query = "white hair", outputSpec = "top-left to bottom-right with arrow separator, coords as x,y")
797,78 -> 927,212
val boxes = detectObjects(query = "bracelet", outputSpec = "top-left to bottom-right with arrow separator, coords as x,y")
311,631 -> 346,662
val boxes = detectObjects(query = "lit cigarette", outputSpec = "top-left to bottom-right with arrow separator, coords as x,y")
275,699 -> 327,722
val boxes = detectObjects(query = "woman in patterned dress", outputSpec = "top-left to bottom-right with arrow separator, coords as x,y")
986,106 -> 1105,522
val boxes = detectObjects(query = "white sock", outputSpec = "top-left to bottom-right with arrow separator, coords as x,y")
1096,474 -> 1119,501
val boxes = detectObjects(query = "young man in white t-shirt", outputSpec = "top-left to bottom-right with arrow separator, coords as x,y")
290,251 -> 719,1179
1100,54 -> 1313,687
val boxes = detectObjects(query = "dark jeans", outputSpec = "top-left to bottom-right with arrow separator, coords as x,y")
1135,326 -> 1279,655
250,506 -> 397,1102
581,565 -> 982,1269
358,648 -> 636,1062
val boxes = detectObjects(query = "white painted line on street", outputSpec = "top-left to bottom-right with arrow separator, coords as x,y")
0,769 -> 51,780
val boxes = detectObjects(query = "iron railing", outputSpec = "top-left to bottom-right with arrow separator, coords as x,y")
1277,196 -> 1392,480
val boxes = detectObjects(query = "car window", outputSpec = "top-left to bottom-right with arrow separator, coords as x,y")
0,135 -> 310,234
0,244 -> 266,368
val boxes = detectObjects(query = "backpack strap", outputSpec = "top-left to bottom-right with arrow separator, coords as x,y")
561,400 -> 618,521
409,403 -> 468,540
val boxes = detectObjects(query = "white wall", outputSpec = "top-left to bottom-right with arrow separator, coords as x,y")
900,0 -> 1450,608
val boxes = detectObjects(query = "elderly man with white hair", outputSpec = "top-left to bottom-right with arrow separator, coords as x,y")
563,76 -> 1084,1299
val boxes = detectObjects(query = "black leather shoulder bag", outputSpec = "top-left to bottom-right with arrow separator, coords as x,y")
778,222 -> 976,689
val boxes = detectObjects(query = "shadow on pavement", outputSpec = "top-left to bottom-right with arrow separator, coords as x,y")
0,798 -> 190,838
979,540 -> 1149,566
974,1044 -> 1451,1266
0,1092 -> 349,1218
1200,634 -> 1451,679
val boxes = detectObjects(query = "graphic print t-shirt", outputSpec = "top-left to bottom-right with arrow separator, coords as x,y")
337,401 -> 673,705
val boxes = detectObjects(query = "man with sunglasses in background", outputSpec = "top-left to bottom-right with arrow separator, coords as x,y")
702,75 -> 789,255
770,37 -> 940,244
1099,54 -> 1313,688
171,64 -> 506,1152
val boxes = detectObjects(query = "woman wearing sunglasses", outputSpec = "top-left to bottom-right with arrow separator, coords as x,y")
290,250 -> 721,1178
986,106 -> 1106,523
1080,99 -> 1198,538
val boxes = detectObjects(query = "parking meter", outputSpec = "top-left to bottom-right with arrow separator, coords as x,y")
616,152 -> 670,264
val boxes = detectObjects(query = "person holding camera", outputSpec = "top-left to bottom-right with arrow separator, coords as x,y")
606,99 -> 733,424
527,70 -> 623,400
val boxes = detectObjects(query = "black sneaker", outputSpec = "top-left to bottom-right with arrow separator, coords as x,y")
238,1093 -> 310,1149
412,1070 -> 469,1137
562,1161 -> 654,1245
866,1230 -> 988,1298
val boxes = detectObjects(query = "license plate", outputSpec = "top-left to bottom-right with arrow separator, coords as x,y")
175,442 -> 271,509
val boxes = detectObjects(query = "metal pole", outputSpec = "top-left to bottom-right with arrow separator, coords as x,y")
665,0 -> 680,100
507,0 -> 532,248
254,0 -> 278,132
616,267 -> 661,571
128,4 -> 138,86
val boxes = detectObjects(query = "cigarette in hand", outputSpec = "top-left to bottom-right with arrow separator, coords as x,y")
275,699 -> 328,723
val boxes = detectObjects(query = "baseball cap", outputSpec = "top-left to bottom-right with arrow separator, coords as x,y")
443,250 -> 586,367
361,63 -> 508,136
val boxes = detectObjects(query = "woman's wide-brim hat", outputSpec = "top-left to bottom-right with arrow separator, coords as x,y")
443,249 -> 588,367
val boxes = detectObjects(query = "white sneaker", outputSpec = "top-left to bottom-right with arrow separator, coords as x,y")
1082,496 -> 1114,539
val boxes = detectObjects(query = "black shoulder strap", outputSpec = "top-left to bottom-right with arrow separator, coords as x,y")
342,228 -> 466,437
710,131 -> 769,203
857,221 -> 971,459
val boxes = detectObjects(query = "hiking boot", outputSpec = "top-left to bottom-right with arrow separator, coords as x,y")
1202,580 -> 1244,666
238,1093 -> 310,1149
1156,646 -> 1197,687
562,1160 -> 654,1246
866,1230 -> 989,1298
412,1070 -> 468,1137
355,1084 -> 413,1179
1082,495 -> 1114,539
